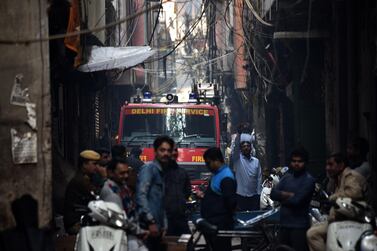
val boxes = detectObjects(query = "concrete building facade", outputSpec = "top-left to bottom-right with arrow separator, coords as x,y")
0,0 -> 52,229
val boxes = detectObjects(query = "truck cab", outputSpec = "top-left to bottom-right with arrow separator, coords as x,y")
117,99 -> 221,184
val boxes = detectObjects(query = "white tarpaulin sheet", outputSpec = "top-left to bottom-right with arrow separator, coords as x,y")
78,46 -> 156,72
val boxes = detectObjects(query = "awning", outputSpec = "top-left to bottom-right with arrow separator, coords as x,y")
78,46 -> 156,72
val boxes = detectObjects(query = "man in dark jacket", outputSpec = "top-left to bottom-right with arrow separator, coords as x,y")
347,137 -> 371,179
64,150 -> 100,234
0,195 -> 54,251
164,145 -> 191,235
111,144 -> 126,159
271,147 -> 315,251
136,136 -> 175,251
127,147 -> 145,193
127,146 -> 145,174
199,147 -> 237,251
95,147 -> 111,162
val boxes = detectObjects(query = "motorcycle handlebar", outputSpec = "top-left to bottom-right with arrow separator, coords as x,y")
73,204 -> 90,213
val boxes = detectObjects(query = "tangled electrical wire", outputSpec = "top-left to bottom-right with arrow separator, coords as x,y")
145,0 -> 210,63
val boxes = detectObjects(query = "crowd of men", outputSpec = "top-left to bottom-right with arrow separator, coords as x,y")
63,137 -> 192,251
62,129 -> 371,251
271,137 -> 371,251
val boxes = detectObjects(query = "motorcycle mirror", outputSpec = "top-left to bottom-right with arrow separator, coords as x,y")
90,191 -> 100,200
364,216 -> 372,223
321,190 -> 329,199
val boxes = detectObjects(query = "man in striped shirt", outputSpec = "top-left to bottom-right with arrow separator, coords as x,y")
232,133 -> 263,211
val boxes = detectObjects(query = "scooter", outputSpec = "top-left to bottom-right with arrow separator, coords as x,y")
327,197 -> 377,251
75,200 -> 147,251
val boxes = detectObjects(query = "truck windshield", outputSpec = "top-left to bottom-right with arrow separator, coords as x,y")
121,107 -> 216,147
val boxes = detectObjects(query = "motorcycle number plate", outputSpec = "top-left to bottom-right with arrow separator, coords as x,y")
90,228 -> 114,241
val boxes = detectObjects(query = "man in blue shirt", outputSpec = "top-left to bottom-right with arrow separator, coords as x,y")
232,133 -> 262,211
200,147 -> 237,251
271,147 -> 315,251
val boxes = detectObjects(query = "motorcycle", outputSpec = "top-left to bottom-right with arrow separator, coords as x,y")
188,207 -> 281,251
75,200 -> 147,251
326,197 -> 377,251
259,167 -> 331,226
186,176 -> 210,216
310,182 -> 330,225
259,166 -> 288,209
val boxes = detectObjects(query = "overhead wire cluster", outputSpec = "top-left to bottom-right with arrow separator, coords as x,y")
148,0 -> 163,46
236,1 -> 275,85
157,0 -> 241,94
120,1 -> 145,46
112,0 -> 207,91
0,0 -> 168,44
154,0 -> 247,94
0,0 -> 278,102
145,0 -> 210,64
202,0 -> 275,104
147,0 -> 212,95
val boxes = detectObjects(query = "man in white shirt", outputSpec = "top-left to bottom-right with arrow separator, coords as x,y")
232,133 -> 263,211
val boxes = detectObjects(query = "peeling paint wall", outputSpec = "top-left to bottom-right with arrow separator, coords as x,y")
0,0 -> 51,229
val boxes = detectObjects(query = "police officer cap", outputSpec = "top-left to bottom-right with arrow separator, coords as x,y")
80,150 -> 100,160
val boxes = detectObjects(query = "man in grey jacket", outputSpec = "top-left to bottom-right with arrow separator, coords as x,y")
136,135 -> 174,251
100,157 -> 147,251
100,157 -> 135,216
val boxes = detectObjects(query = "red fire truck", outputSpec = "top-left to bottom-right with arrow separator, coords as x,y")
117,89 -> 224,184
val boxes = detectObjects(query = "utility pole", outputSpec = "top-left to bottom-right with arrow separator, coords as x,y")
0,0 -> 51,228
207,0 -> 217,84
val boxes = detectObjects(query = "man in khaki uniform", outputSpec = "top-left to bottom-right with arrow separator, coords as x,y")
64,150 -> 101,234
307,153 -> 367,251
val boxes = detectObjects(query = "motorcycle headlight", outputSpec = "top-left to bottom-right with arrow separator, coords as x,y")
108,210 -> 125,228
114,219 -> 124,227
